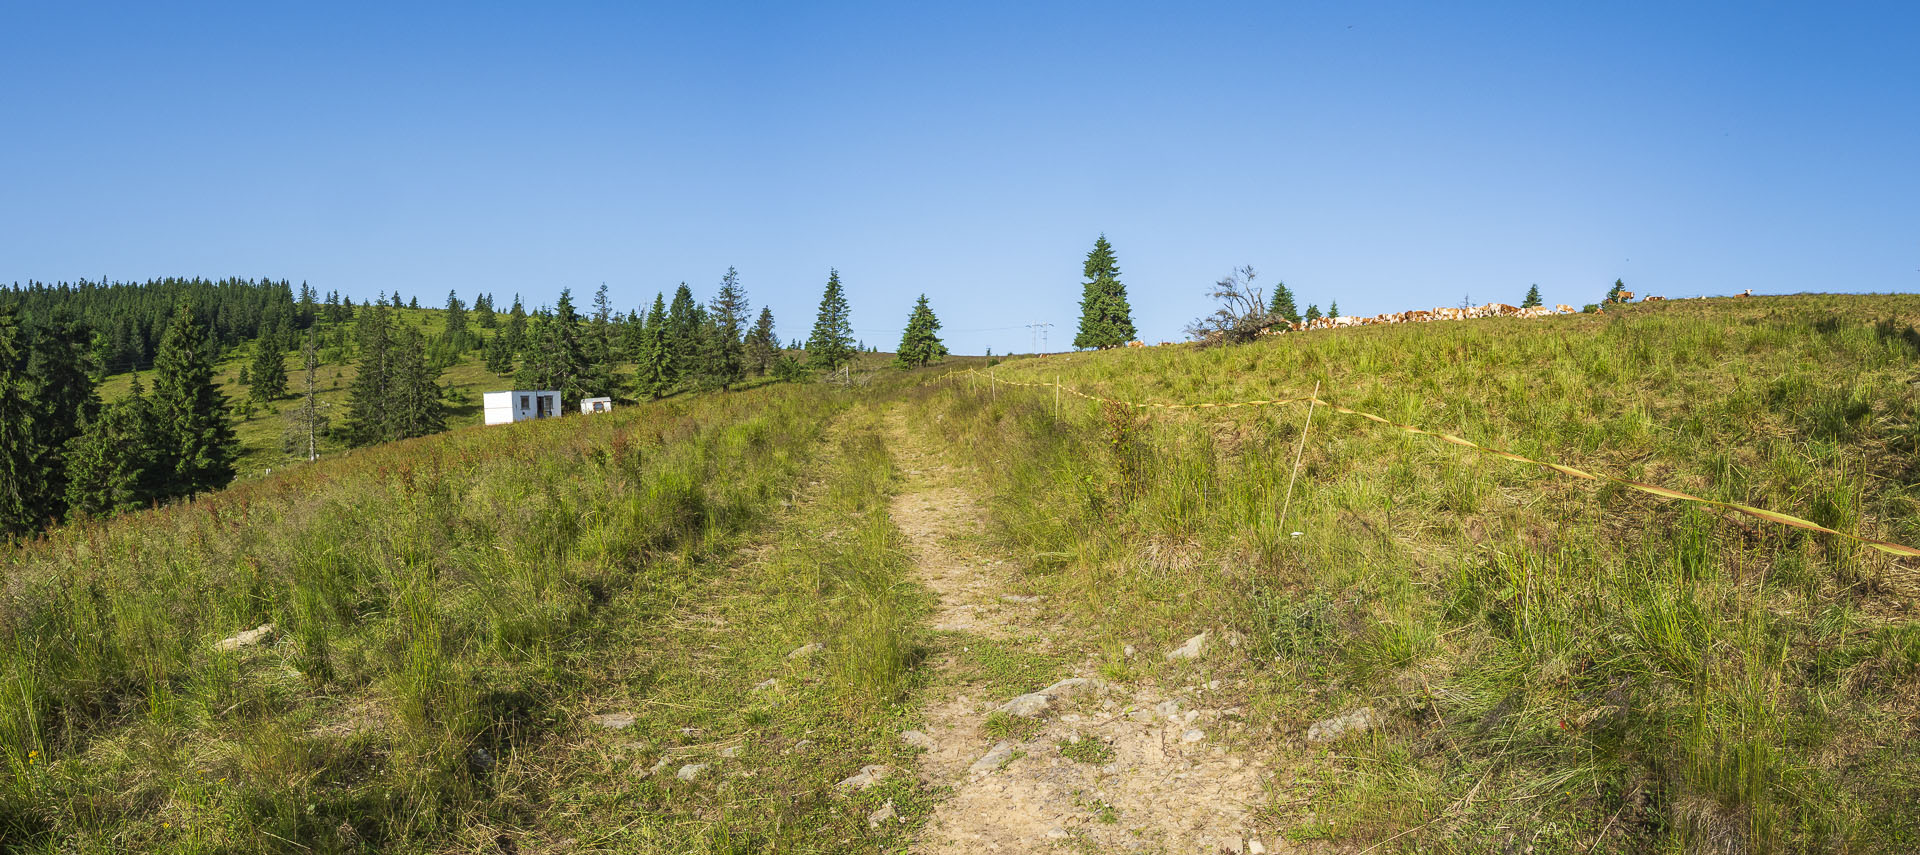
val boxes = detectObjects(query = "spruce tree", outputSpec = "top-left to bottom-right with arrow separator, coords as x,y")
24,310 -> 98,519
665,283 -> 703,386
343,303 -> 396,446
443,290 -> 473,351
482,330 -> 515,375
745,307 -> 778,376
1605,279 -> 1625,303
475,292 -> 497,329
0,307 -> 37,534
64,377 -> 156,517
806,269 -> 855,371
516,290 -> 594,408
505,295 -> 529,351
1329,301 -> 1340,318
895,295 -> 947,369
385,326 -> 446,440
249,335 -> 287,402
584,283 -> 622,394
633,294 -> 672,399
1305,304 -> 1323,322
1268,281 -> 1301,323
1522,284 -> 1543,308
148,305 -> 238,496
708,267 -> 749,390
1073,235 -> 1137,349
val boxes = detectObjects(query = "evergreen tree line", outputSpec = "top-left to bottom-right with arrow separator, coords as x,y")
0,305 -> 237,536
0,277 -> 349,375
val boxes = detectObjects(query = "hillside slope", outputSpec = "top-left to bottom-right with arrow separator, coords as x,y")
921,294 -> 1920,851
7,293 -> 1918,853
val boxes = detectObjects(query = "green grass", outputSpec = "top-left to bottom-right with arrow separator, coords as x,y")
2,350 -> 949,852
15,293 -> 1920,851
913,294 -> 1920,852
1057,736 -> 1114,765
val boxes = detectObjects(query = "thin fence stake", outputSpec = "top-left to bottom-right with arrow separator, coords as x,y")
1278,381 -> 1320,533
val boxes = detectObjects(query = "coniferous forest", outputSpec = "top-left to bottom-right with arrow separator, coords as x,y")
0,270 -> 951,537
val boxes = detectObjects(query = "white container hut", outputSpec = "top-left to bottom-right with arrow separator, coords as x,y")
581,396 -> 614,414
483,390 -> 561,426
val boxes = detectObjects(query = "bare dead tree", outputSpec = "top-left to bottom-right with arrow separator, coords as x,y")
1187,266 -> 1283,345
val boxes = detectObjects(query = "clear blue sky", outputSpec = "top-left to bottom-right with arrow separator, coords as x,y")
4,2 -> 1916,354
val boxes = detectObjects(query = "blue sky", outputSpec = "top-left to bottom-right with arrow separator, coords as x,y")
3,2 -> 1916,354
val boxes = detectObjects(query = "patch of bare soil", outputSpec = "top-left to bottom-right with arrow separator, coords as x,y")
888,409 -> 1301,854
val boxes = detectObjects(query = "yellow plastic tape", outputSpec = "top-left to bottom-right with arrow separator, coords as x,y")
955,369 -> 1920,559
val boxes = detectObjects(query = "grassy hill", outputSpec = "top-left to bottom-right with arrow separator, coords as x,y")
5,293 -> 1918,852
928,293 -> 1920,850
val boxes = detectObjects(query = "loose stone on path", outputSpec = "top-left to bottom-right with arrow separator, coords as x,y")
1165,631 -> 1208,661
968,741 -> 1016,776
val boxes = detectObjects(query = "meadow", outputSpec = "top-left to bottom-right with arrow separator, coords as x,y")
5,293 -> 1917,853
918,294 -> 1920,851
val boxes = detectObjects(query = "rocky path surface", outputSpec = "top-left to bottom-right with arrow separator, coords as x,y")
887,409 -> 1294,854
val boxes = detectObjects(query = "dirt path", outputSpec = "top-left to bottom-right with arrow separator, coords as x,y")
887,408 -> 1289,854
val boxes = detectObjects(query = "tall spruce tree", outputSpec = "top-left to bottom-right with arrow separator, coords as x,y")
24,310 -> 98,519
343,303 -> 397,446
1329,301 -> 1340,318
633,293 -> 672,399
1305,304 -> 1323,322
505,295 -> 529,351
806,269 -> 855,370
584,283 -> 621,394
516,290 -> 594,408
248,335 -> 286,402
443,290 -> 474,351
1522,284 -> 1543,308
1073,235 -> 1137,349
745,307 -> 778,376
0,307 -> 37,534
1268,281 -> 1301,323
708,267 -> 749,390
665,283 -> 703,386
1606,279 -> 1626,303
474,293 -> 497,329
385,326 -> 446,440
894,294 -> 947,369
149,305 -> 238,496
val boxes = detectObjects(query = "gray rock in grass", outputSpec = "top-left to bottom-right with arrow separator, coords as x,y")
1165,632 -> 1208,661
837,764 -> 888,791
994,677 -> 1106,719
969,741 -> 1017,776
676,763 -> 708,782
1306,707 -> 1379,744
787,642 -> 824,660
867,799 -> 897,828
213,623 -> 276,652
590,712 -> 637,730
